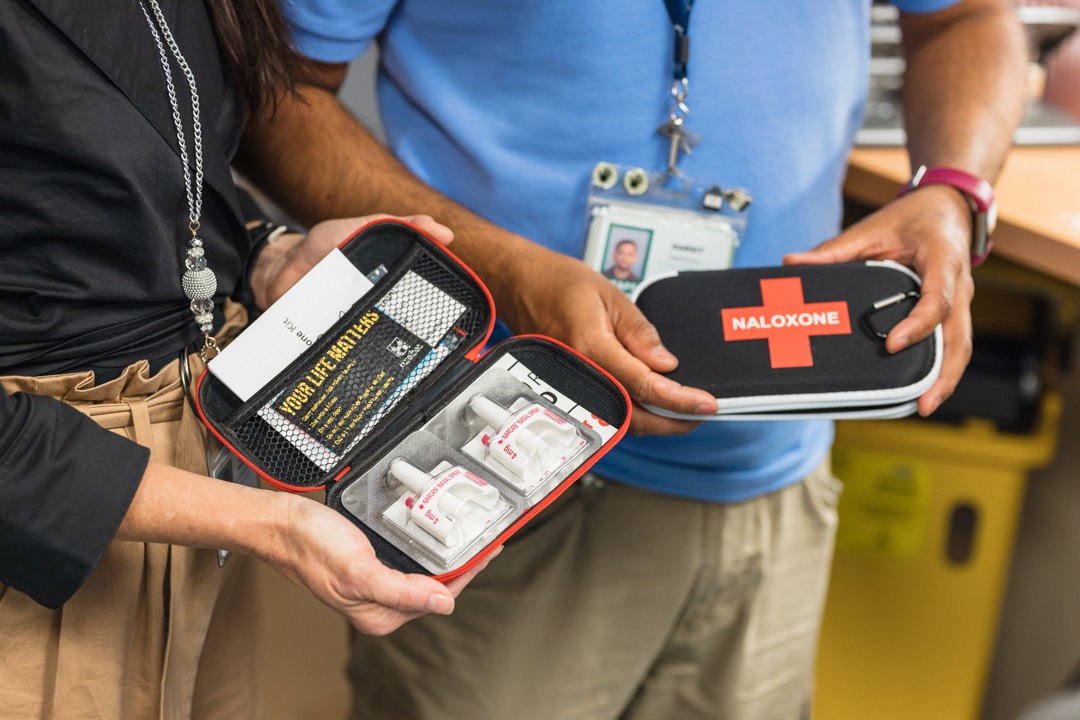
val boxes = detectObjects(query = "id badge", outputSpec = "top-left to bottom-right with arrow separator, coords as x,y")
582,162 -> 751,296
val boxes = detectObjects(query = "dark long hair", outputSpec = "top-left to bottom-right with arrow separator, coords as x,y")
204,0 -> 305,125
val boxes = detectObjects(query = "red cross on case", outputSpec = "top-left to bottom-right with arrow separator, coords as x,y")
721,277 -> 852,368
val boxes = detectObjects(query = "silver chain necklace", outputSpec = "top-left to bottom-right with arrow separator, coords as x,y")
139,0 -> 219,361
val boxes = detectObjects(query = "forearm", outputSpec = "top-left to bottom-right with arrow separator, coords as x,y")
114,460 -> 469,634
238,69 -> 718,432
114,461 -> 291,561
900,0 -> 1027,179
237,85 -> 542,316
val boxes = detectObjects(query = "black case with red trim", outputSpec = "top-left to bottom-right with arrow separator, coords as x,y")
197,220 -> 630,580
632,260 -> 942,419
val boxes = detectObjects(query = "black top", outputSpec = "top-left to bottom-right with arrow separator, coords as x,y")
0,0 -> 252,607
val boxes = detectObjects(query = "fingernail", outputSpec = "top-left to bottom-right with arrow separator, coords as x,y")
922,396 -> 941,416
427,594 -> 454,615
892,334 -> 910,352
697,400 -> 717,414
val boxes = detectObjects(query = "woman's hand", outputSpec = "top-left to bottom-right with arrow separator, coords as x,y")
263,493 -> 495,636
118,462 -> 494,636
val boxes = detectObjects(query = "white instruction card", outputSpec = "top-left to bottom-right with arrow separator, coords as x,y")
208,249 -> 374,401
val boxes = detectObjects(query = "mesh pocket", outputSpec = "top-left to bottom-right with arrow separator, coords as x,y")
402,254 -> 488,341
219,253 -> 490,487
231,412 -> 327,485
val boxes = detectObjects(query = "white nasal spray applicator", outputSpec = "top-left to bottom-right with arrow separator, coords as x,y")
468,395 -> 582,484
387,458 -> 501,548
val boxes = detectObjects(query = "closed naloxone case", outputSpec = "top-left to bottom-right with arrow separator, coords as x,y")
633,260 -> 942,419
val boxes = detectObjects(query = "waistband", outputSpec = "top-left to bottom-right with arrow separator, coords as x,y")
0,302 -> 247,403
81,306 -> 230,384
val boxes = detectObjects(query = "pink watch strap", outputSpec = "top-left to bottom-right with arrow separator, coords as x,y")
899,165 -> 997,268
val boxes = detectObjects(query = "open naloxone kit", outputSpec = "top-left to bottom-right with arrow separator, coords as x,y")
633,261 -> 942,420
197,220 -> 630,579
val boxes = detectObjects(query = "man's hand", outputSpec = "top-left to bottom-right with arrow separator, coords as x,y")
249,214 -> 454,309
784,0 -> 1026,420
794,0 -> 1025,418
784,184 -> 974,416
499,242 -> 717,435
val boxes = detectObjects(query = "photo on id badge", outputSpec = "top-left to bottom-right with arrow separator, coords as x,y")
600,224 -> 653,295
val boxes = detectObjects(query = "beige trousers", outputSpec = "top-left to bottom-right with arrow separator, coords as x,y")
350,461 -> 841,720
0,305 -> 261,720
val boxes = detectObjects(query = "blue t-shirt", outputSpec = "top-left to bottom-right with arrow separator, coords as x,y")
284,0 -> 955,502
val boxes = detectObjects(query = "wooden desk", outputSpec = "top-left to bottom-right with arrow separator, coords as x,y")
846,147 -> 1080,286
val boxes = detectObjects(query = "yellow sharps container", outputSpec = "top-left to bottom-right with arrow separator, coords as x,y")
814,393 -> 1061,720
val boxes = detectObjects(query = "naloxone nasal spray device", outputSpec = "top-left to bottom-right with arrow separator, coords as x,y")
387,458 -> 502,548
467,395 -> 586,488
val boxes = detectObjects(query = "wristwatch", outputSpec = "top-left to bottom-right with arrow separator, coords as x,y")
899,165 -> 998,268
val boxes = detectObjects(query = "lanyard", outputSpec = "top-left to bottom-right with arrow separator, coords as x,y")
659,0 -> 698,174
663,0 -> 693,80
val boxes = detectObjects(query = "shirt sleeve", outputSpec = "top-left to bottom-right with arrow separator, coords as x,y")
892,0 -> 961,13
0,386 -> 149,608
282,0 -> 401,62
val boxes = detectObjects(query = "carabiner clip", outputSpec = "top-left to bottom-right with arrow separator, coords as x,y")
864,291 -> 920,341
